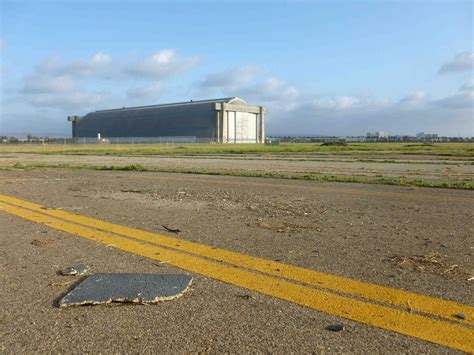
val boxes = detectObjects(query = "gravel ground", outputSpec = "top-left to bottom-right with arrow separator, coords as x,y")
1,168 -> 473,353
1,153 -> 473,183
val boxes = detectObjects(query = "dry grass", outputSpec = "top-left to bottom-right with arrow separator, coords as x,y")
3,162 -> 474,190
1,142 -> 473,157
387,253 -> 466,276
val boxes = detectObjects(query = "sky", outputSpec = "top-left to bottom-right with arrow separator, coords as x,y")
0,0 -> 473,137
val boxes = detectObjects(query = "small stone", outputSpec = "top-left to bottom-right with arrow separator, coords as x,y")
61,264 -> 90,276
454,313 -> 466,320
326,324 -> 344,332
238,294 -> 254,300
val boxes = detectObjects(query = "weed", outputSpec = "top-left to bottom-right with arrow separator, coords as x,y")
95,164 -> 146,171
1,143 -> 473,157
4,162 -> 473,190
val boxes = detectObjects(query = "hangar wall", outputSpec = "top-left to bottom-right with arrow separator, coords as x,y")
68,97 -> 265,144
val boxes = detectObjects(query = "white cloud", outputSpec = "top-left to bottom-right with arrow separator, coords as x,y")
16,49 -> 201,111
196,66 -> 298,107
126,49 -> 198,79
432,92 -> 474,110
37,52 -> 113,78
265,85 -> 473,136
19,56 -> 106,110
21,75 -> 75,94
26,50 -> 199,83
311,95 -> 362,110
431,83 -> 474,110
459,81 -> 474,92
239,77 -> 299,103
90,52 -> 111,65
199,65 -> 262,91
126,83 -> 163,99
268,98 -> 472,137
30,91 -> 106,110
438,52 -> 474,74
398,91 -> 427,105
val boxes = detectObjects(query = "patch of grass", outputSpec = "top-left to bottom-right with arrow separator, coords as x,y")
321,141 -> 348,146
95,164 -> 146,171
404,143 -> 434,147
9,162 -> 74,170
4,162 -> 473,190
1,142 -> 473,157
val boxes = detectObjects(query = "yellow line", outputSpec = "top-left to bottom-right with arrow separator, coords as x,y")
1,193 -> 472,327
0,201 -> 473,352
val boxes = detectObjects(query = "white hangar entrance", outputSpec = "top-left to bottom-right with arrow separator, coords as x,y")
215,98 -> 265,144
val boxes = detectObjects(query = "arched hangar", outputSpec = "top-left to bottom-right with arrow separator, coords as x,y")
67,97 -> 265,143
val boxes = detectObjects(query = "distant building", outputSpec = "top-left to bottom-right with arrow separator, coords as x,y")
417,132 -> 439,140
68,97 -> 265,144
366,131 -> 388,139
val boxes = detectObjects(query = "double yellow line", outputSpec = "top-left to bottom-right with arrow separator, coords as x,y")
0,194 -> 472,352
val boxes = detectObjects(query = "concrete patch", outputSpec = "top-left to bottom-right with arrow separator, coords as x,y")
59,273 -> 192,307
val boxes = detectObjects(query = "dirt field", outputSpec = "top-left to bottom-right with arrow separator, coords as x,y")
1,151 -> 473,188
1,142 -> 472,157
1,166 -> 473,353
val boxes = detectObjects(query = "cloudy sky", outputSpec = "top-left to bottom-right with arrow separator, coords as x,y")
0,0 -> 473,137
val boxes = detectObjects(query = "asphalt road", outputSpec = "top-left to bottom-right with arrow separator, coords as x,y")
1,168 -> 473,353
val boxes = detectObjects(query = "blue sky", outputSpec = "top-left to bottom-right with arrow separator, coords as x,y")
1,0 -> 473,137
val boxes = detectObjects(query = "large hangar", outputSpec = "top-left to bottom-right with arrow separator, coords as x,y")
68,97 -> 265,143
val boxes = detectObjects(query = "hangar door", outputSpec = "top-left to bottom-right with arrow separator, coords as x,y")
227,111 -> 258,143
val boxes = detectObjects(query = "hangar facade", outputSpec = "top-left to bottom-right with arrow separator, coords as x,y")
68,97 -> 265,143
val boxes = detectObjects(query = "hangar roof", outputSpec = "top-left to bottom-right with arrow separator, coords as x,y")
95,97 -> 248,113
